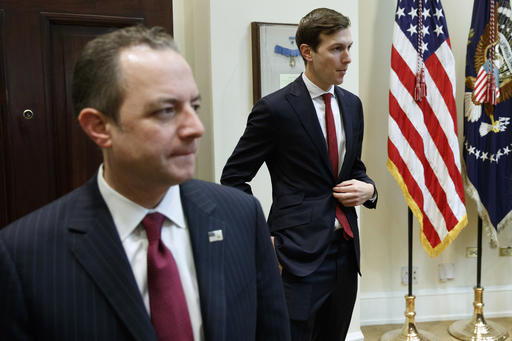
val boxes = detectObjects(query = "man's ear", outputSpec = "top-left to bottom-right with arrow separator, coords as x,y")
299,44 -> 313,63
78,108 -> 113,148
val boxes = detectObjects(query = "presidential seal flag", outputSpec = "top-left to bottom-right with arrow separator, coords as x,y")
464,0 -> 512,246
388,0 -> 468,257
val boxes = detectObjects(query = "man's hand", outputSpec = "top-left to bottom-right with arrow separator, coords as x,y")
271,236 -> 282,274
332,179 -> 374,207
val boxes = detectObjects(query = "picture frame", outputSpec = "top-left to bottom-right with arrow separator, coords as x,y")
251,22 -> 304,104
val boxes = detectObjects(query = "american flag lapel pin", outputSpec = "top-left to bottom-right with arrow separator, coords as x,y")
208,229 -> 223,242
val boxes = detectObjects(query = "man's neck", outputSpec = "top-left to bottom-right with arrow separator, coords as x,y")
304,68 -> 330,91
102,165 -> 168,209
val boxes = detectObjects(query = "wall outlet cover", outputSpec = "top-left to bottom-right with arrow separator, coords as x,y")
401,266 -> 418,285
466,247 -> 478,258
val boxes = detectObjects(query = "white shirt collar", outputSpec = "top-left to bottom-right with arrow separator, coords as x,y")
96,164 -> 186,242
302,72 -> 336,99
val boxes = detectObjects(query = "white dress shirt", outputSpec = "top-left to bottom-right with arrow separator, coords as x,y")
97,165 -> 204,341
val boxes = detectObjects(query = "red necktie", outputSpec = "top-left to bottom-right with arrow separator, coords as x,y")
142,212 -> 194,341
322,93 -> 354,239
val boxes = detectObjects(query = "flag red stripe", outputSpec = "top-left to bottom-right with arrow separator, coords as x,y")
425,52 -> 457,132
423,216 -> 442,246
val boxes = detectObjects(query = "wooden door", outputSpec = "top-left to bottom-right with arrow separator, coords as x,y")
0,0 -> 173,226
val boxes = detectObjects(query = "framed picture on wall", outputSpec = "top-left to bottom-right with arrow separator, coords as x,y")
251,22 -> 304,104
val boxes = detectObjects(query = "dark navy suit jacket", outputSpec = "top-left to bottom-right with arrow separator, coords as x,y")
221,76 -> 377,277
0,176 -> 290,341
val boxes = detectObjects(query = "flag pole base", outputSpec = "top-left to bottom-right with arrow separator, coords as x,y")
380,295 -> 438,341
448,287 -> 509,341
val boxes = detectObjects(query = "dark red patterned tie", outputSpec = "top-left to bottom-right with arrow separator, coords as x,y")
322,93 -> 353,238
142,212 -> 194,341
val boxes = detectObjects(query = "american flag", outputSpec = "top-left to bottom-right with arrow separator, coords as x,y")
388,0 -> 468,257
473,62 -> 500,104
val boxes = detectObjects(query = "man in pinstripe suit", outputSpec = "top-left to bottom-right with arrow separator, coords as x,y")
0,26 -> 290,341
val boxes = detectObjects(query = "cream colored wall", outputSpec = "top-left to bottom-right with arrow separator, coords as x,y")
359,0 -> 512,322
173,0 -> 215,182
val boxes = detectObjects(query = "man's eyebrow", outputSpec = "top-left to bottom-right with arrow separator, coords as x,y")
157,95 -> 201,103
143,95 -> 202,111
143,98 -> 176,111
330,42 -> 353,49
158,97 -> 178,104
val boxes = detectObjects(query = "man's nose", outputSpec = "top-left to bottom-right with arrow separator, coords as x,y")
341,50 -> 351,64
179,105 -> 205,139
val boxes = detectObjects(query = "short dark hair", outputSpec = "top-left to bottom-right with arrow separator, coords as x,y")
295,8 -> 351,63
72,25 -> 178,122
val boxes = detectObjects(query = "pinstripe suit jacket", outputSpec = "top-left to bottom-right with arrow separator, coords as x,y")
0,176 -> 290,341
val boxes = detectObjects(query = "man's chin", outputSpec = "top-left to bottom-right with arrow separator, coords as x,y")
166,167 -> 195,185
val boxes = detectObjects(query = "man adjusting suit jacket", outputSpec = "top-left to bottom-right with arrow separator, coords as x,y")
221,8 -> 377,341
0,26 -> 290,341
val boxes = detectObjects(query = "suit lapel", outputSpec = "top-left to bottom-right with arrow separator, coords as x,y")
180,180 -> 226,341
67,177 -> 156,341
286,77 -> 332,173
336,86 -> 354,181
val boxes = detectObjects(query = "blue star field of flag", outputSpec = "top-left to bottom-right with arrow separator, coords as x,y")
395,0 -> 450,60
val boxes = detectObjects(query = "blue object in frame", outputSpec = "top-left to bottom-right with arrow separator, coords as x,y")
274,45 -> 300,57
274,36 -> 300,67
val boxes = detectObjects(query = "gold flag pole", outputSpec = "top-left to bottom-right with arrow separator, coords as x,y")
381,295 -> 437,341
448,287 -> 508,340
448,218 -> 509,341
380,209 -> 437,341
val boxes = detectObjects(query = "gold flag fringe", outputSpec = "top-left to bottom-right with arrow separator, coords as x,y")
387,159 -> 468,257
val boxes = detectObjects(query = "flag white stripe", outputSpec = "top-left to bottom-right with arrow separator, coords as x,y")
392,22 -> 417,73
434,41 -> 456,98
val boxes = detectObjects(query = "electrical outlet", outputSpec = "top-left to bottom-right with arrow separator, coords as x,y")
401,266 -> 418,285
466,247 -> 478,258
439,263 -> 455,281
499,247 -> 512,257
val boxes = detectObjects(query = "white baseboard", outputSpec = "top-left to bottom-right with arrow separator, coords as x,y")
346,330 -> 364,341
359,285 -> 512,326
